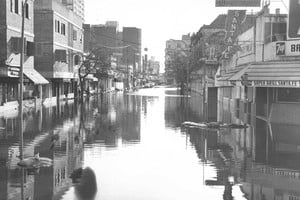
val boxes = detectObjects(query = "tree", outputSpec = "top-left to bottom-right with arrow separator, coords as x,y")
78,47 -> 112,102
165,50 -> 190,93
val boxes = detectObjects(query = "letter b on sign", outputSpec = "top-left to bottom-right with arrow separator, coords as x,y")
288,0 -> 300,39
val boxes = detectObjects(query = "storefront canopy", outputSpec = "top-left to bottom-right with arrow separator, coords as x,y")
229,62 -> 300,81
23,68 -> 49,85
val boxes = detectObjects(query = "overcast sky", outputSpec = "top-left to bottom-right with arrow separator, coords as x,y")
85,0 -> 288,70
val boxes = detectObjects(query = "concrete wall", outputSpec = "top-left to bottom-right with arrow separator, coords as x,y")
34,10 -> 54,77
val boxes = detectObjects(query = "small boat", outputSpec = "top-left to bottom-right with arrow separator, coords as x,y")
17,153 -> 52,168
182,121 -> 247,129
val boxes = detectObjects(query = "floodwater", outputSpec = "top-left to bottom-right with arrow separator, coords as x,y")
1,87 -> 300,200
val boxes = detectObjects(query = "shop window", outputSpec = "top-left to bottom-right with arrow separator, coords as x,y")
264,22 -> 287,44
277,88 -> 300,103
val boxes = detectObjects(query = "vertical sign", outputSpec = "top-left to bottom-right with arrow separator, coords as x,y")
216,0 -> 261,7
223,10 -> 246,59
288,0 -> 300,39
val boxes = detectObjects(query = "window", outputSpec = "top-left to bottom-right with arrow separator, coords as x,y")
25,2 -> 29,19
11,37 -> 26,53
55,49 -> 67,63
55,20 -> 60,33
74,55 -> 81,65
79,34 -> 83,43
26,41 -> 35,56
73,30 -> 77,41
61,23 -> 66,35
264,22 -> 287,44
277,88 -> 300,103
10,0 -> 13,12
14,0 -> 19,14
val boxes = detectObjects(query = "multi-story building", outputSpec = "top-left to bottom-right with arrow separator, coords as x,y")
62,0 -> 84,22
217,6 -> 300,138
83,23 -> 118,92
148,57 -> 160,75
34,0 -> 84,104
122,27 -> 142,72
164,35 -> 190,85
0,0 -> 48,112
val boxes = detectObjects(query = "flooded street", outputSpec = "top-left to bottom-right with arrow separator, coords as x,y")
1,87 -> 300,200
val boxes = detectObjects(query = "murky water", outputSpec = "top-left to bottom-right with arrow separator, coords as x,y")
1,87 -> 300,200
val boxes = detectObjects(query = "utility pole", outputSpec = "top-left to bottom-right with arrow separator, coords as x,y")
19,1 -> 28,199
19,0 -> 28,161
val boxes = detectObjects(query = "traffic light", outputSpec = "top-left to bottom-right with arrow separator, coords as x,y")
288,0 -> 300,39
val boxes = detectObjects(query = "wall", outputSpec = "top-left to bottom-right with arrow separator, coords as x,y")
34,10 -> 54,77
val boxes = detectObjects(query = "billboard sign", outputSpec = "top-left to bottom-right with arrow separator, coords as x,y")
288,0 -> 300,39
216,0 -> 261,7
223,10 -> 246,59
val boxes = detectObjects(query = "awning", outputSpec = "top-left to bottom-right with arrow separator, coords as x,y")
247,62 -> 300,81
228,66 -> 250,81
228,62 -> 300,82
23,68 -> 49,85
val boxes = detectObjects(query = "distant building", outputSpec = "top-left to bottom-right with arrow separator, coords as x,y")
34,0 -> 84,104
122,27 -> 142,72
148,57 -> 160,75
62,0 -> 85,21
105,21 -> 119,30
164,35 -> 190,85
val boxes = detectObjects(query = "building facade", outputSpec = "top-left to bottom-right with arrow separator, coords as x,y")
122,27 -> 142,73
0,0 -> 48,112
164,35 -> 190,85
217,7 -> 300,136
34,0 -> 84,105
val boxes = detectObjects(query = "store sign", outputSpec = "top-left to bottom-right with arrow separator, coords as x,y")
251,80 -> 300,87
216,0 -> 261,7
276,41 -> 300,56
8,67 -> 19,77
223,10 -> 246,59
276,42 -> 285,55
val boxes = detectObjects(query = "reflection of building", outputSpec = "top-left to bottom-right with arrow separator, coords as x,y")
0,100 -> 82,200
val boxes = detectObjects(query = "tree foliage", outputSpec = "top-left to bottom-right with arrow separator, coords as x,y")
78,47 -> 112,102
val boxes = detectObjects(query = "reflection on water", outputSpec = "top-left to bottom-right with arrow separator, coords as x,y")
0,87 -> 300,199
